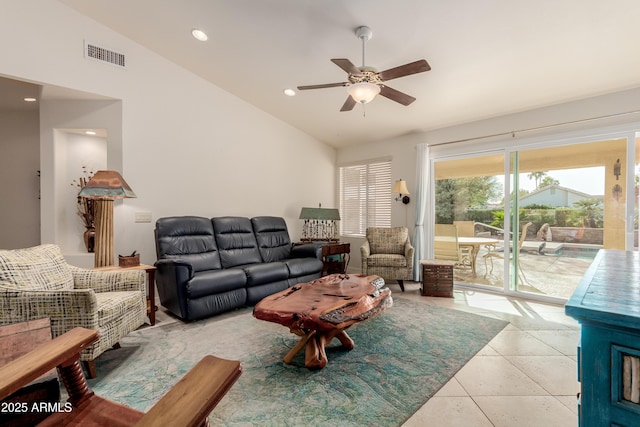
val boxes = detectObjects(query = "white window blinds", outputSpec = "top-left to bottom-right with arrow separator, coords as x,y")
339,159 -> 392,237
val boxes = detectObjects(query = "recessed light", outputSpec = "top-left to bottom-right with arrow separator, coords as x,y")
85,131 -> 97,135
191,28 -> 208,42
283,89 -> 296,97
23,97 -> 37,102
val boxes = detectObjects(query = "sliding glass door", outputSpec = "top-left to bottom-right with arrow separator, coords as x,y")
509,138 -> 626,298
433,133 -> 637,301
433,153 -> 505,291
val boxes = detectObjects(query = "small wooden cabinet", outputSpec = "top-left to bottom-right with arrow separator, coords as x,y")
420,259 -> 455,297
565,250 -> 640,427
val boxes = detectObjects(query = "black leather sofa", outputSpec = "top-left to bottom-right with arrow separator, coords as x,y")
154,215 -> 323,321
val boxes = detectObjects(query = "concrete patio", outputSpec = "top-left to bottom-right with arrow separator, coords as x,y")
453,241 -> 597,300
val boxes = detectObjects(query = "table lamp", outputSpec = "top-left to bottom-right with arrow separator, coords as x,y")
78,170 -> 137,267
299,206 -> 341,242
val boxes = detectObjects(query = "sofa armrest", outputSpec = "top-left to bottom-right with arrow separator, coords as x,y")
290,243 -> 322,259
154,259 -> 194,284
0,288 -> 99,331
154,259 -> 194,319
69,266 -> 146,294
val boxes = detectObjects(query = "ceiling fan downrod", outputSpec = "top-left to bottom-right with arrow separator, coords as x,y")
355,26 -> 373,68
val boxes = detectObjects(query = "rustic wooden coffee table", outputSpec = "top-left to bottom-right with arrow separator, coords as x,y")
253,274 -> 392,369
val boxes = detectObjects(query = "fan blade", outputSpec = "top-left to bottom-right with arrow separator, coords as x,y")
379,59 -> 431,81
340,96 -> 356,112
297,82 -> 348,90
379,85 -> 416,106
331,59 -> 363,76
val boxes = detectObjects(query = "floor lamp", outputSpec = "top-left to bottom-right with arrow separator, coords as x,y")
78,170 -> 137,267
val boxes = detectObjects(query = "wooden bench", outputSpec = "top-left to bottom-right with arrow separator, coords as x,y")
0,325 -> 241,427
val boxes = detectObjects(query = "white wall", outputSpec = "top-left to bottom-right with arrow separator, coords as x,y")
337,88 -> 640,273
0,1 -> 335,266
0,110 -> 40,248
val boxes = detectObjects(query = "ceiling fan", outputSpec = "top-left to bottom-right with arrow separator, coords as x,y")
297,26 -> 431,112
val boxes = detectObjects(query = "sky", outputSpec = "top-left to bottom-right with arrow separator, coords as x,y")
519,166 -> 605,195
491,166 -> 605,202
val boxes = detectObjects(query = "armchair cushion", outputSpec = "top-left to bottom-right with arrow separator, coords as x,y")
366,254 -> 409,268
0,244 -> 73,291
367,227 -> 409,255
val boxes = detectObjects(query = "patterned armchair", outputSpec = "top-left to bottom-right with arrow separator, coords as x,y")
360,227 -> 414,292
0,244 -> 146,378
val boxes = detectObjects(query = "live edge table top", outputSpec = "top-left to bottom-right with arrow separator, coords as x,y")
253,274 -> 392,369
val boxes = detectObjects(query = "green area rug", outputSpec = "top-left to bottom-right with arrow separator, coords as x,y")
89,297 -> 507,426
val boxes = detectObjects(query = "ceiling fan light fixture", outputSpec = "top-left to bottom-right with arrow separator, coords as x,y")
346,82 -> 380,104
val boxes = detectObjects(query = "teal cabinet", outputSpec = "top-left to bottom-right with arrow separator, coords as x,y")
565,250 -> 640,427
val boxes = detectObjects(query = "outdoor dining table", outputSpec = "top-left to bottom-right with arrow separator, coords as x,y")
458,236 -> 500,277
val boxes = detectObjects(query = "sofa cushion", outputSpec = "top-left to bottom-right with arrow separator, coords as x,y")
242,262 -> 289,287
284,258 -> 324,278
155,216 -> 222,272
212,217 -> 262,268
251,216 -> 292,262
187,269 -> 247,299
186,288 -> 247,321
246,281 -> 289,306
0,244 -> 73,291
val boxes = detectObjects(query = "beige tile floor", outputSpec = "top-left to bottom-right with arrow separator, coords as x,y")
395,281 -> 580,427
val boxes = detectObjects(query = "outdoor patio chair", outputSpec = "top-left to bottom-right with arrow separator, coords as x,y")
453,221 -> 476,237
483,222 -> 533,283
434,224 -> 472,269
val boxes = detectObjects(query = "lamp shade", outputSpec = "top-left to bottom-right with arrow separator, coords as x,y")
78,170 -> 137,199
346,82 -> 381,104
299,207 -> 341,221
392,179 -> 410,195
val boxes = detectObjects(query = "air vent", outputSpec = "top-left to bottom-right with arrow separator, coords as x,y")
84,41 -> 126,68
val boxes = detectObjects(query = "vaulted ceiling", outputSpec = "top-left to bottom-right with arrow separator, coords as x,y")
49,1 -> 640,147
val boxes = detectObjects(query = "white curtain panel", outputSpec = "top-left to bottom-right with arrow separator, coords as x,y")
412,143 -> 430,281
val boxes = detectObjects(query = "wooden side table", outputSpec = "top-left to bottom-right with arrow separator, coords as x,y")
321,242 -> 350,275
93,263 -> 157,326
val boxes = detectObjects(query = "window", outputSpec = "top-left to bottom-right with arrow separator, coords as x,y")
339,159 -> 392,237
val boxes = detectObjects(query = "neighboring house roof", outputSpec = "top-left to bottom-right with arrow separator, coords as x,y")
520,184 -> 603,207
